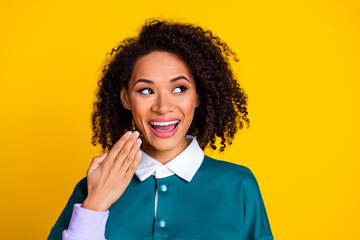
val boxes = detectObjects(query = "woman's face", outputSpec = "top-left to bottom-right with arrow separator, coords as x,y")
121,51 -> 199,160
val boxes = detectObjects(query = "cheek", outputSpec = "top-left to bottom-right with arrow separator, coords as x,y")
187,93 -> 199,109
130,101 -> 149,127
180,99 -> 197,118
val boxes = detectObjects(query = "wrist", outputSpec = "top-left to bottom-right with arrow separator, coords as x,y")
82,197 -> 109,212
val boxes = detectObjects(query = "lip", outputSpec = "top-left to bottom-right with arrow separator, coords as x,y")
148,118 -> 180,138
149,117 -> 179,122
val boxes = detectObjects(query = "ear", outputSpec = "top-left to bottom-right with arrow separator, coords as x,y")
120,88 -> 131,110
195,93 -> 200,108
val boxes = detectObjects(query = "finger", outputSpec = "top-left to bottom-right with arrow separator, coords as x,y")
87,153 -> 108,175
118,137 -> 142,171
113,131 -> 139,168
104,131 -> 132,166
125,149 -> 142,179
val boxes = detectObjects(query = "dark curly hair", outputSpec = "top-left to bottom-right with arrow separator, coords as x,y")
91,19 -> 250,152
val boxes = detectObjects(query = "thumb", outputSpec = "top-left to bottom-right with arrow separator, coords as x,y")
87,153 -> 108,175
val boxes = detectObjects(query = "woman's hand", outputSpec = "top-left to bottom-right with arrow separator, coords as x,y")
81,131 -> 142,211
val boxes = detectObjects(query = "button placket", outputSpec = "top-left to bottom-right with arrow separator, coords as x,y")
153,177 -> 170,240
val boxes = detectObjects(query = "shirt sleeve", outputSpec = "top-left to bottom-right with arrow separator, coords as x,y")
47,178 -> 86,240
241,171 -> 273,240
62,204 -> 109,240
48,177 -> 112,240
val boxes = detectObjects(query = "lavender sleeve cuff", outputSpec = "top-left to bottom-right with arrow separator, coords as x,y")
62,203 -> 109,240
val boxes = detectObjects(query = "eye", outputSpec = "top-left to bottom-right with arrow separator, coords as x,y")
139,88 -> 153,95
173,86 -> 188,93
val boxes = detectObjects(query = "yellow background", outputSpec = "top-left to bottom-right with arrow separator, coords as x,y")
1,0 -> 359,239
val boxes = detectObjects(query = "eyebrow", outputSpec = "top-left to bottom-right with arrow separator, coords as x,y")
133,75 -> 190,86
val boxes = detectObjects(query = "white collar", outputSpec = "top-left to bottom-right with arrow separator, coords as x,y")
135,135 -> 204,182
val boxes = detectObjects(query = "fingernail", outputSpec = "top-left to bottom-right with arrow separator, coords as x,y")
125,131 -> 132,136
137,150 -> 142,156
136,138 -> 142,145
133,131 -> 139,137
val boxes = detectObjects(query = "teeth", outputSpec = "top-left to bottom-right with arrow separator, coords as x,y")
150,120 -> 180,126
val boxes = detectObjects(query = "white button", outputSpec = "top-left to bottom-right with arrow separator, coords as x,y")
159,220 -> 166,228
160,184 -> 167,192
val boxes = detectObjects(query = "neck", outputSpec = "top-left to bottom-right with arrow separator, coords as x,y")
141,137 -> 189,165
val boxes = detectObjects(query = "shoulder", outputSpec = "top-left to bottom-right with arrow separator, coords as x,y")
198,156 -> 265,199
70,177 -> 88,202
75,177 -> 88,191
202,155 -> 254,176
200,155 -> 258,185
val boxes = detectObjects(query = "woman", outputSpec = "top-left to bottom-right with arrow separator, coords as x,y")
48,19 -> 273,240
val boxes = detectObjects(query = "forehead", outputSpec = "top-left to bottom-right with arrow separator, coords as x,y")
131,51 -> 193,80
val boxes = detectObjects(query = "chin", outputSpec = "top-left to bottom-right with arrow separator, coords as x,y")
147,136 -> 183,152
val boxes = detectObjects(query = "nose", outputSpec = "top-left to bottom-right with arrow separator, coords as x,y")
151,91 -> 174,114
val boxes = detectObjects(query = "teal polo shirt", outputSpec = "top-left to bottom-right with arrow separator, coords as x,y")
48,155 -> 273,240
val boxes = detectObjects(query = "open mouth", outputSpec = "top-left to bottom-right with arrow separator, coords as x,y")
149,120 -> 180,133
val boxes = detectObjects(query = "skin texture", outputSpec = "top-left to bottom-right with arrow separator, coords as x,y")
121,51 -> 199,164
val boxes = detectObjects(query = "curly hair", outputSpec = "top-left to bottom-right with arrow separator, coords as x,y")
91,19 -> 250,152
